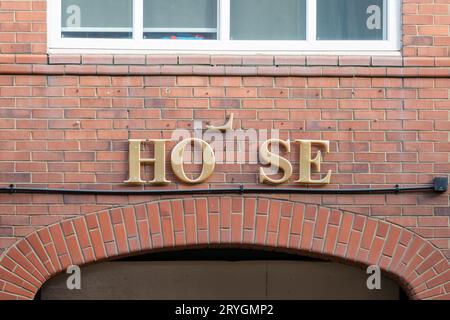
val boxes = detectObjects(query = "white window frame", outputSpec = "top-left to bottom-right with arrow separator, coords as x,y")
48,0 -> 401,55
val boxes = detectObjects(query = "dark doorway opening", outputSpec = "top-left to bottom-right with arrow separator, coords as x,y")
37,248 -> 408,300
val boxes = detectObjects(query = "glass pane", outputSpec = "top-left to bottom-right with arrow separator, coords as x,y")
61,0 -> 132,39
144,0 -> 217,40
317,0 -> 385,40
230,0 -> 306,40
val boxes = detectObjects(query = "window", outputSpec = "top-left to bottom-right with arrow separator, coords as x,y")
143,0 -> 218,40
230,0 -> 306,41
48,0 -> 401,53
61,0 -> 133,39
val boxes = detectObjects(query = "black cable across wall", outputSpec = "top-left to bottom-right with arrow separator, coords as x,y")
0,177 -> 447,196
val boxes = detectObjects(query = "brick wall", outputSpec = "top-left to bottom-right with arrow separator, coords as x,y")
0,73 -> 449,258
0,0 -> 450,300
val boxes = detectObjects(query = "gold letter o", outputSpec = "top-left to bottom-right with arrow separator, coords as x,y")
171,138 -> 216,184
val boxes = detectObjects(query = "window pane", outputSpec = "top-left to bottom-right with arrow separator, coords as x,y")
317,0 -> 385,40
61,0 -> 132,39
144,0 -> 217,40
230,0 -> 306,40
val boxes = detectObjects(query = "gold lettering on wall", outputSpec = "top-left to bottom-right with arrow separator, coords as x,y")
259,139 -> 293,185
295,140 -> 332,185
206,113 -> 234,132
171,138 -> 216,184
124,135 -> 332,186
124,139 -> 170,185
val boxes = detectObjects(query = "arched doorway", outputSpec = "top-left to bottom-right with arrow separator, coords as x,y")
37,248 -> 407,300
0,196 -> 448,300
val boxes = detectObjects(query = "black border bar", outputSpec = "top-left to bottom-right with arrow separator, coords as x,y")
0,177 -> 447,196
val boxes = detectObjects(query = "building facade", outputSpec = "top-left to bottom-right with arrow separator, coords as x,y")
0,0 -> 449,300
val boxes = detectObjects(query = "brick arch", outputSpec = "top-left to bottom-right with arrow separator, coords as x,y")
0,196 -> 449,300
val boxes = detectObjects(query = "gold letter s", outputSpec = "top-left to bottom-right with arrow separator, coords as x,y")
259,139 -> 293,185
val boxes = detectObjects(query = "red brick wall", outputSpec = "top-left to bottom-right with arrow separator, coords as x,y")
0,0 -> 450,300
1,197 -> 449,300
0,73 -> 449,256
1,0 -> 450,59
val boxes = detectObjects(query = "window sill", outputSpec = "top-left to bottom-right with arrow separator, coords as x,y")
46,54 -> 405,67
48,49 -> 402,57
2,54 -> 450,78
